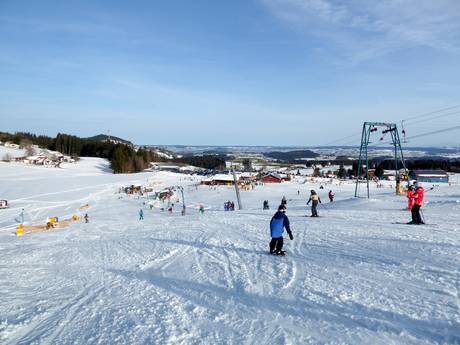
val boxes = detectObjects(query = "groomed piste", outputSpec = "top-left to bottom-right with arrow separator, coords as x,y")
0,157 -> 459,344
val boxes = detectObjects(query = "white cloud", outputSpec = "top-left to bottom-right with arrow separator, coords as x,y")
260,0 -> 460,62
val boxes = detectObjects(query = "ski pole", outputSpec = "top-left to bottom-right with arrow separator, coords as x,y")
319,203 -> 329,214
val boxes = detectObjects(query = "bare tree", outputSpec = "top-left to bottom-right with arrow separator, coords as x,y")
20,139 -> 35,157
242,158 -> 253,172
25,145 -> 36,157
313,167 -> 321,177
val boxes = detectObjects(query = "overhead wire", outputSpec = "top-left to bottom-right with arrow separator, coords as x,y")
371,105 -> 460,145
405,124 -> 460,141
403,109 -> 460,125
399,104 -> 460,123
323,132 -> 362,146
321,104 -> 460,147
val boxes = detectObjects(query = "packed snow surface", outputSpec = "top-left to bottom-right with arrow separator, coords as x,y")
1,158 -> 459,344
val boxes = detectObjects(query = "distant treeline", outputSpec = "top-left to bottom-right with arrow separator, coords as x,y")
174,155 -> 226,170
0,132 -> 155,174
0,131 -> 227,173
110,145 -> 161,174
265,150 -> 319,162
0,131 -> 55,149
374,159 -> 460,175
304,158 -> 460,178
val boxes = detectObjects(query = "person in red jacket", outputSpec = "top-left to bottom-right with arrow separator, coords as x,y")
406,186 -> 415,210
408,185 -> 424,224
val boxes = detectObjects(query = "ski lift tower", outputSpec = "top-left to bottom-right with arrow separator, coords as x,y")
354,122 -> 407,198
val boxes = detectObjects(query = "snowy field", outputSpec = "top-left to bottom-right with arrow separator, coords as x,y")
1,158 -> 459,345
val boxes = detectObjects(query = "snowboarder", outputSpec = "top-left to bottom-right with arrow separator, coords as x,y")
139,209 -> 144,220
408,185 -> 425,224
269,204 -> 293,256
84,213 -> 89,223
328,190 -> 334,202
406,186 -> 415,210
307,190 -> 321,217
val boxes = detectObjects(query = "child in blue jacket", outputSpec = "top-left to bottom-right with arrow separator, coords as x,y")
269,204 -> 294,255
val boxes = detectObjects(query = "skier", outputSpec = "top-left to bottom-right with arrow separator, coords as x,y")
281,196 -> 287,206
15,208 -> 25,224
307,190 -> 321,217
269,204 -> 294,256
408,185 -> 425,224
199,205 -> 205,214
139,208 -> 144,220
297,190 -> 300,195
263,200 -> 269,210
84,213 -> 89,223
406,186 -> 415,210
328,190 -> 334,202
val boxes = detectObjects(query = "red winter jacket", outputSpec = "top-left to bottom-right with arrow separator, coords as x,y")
413,187 -> 425,206
407,189 -> 415,209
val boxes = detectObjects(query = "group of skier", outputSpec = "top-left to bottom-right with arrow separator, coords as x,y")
129,180 -> 429,257
268,189 -> 332,255
224,201 -> 235,211
268,181 -> 428,255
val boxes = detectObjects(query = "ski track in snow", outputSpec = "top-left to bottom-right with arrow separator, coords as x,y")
1,159 -> 460,344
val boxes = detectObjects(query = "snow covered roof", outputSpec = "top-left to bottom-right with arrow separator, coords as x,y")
240,172 -> 257,178
0,145 -> 25,158
264,173 -> 282,179
153,164 -> 181,169
417,173 -> 449,177
211,174 -> 235,181
26,155 -> 49,160
413,170 -> 448,177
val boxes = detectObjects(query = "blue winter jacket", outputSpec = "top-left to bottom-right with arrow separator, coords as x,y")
270,211 -> 291,238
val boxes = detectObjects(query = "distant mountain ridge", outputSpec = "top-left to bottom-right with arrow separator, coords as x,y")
87,134 -> 132,146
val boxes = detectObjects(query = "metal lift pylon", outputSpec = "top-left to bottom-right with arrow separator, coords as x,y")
354,122 -> 407,198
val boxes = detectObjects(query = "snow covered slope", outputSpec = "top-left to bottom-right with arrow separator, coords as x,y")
0,159 -> 459,344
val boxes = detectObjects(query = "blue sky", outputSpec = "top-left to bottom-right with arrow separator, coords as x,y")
1,0 -> 459,146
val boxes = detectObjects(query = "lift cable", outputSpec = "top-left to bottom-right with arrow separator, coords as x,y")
322,105 -> 460,147
405,125 -> 460,141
